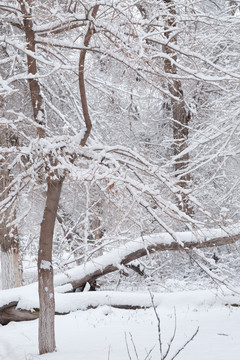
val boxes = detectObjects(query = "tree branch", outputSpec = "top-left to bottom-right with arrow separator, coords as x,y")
79,5 -> 99,146
56,231 -> 240,291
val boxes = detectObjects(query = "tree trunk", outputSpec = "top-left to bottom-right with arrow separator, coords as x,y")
0,125 -> 22,290
163,0 -> 193,216
0,166 -> 22,290
38,179 -> 63,354
1,235 -> 22,290
19,0 -> 58,353
0,41 -> 22,288
137,1 -> 192,216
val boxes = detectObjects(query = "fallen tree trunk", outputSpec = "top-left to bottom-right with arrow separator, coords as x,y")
0,303 -> 38,325
56,230 -> 240,292
1,290 -> 162,325
1,286 -> 240,326
0,227 -> 240,325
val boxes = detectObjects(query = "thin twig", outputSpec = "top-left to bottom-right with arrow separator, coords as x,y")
130,332 -> 140,360
149,290 -> 163,359
107,345 -> 111,360
171,327 -> 199,360
163,307 -> 177,359
144,345 -> 155,360
125,332 -> 133,360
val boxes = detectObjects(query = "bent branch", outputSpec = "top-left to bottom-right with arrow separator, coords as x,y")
60,231 -> 240,291
79,5 -> 99,146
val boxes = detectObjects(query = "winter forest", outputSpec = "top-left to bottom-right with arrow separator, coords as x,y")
0,0 -> 240,359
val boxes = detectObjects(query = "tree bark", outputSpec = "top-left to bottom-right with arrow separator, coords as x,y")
18,0 -> 45,139
0,38 -> 22,289
79,5 -> 99,146
137,1 -> 192,216
0,125 -> 22,289
0,303 -> 38,325
38,179 -> 63,354
163,0 -> 192,216
19,0 -> 61,354
0,235 -> 22,290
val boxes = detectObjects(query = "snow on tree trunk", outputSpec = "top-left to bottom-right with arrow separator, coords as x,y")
19,0 -> 58,353
1,244 -> 22,290
0,126 -> 22,290
0,183 -> 22,290
163,0 -> 193,216
38,179 -> 63,355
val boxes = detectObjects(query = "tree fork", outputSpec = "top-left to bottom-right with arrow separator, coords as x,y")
19,0 -> 62,354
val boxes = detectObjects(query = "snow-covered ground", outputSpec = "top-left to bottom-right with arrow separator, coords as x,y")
1,289 -> 240,360
1,243 -> 240,360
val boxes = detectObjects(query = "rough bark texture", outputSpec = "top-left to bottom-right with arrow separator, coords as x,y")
0,15 -> 23,290
38,179 -> 63,354
1,248 -> 22,289
163,0 -> 192,216
0,125 -> 22,289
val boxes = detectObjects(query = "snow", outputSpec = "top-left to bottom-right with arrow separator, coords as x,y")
1,225 -> 239,311
40,260 -> 52,270
1,289 -> 240,359
53,224 -> 240,291
14,288 -> 240,314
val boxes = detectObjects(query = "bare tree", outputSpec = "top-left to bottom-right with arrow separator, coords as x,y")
17,0 -> 62,353
0,0 -> 240,355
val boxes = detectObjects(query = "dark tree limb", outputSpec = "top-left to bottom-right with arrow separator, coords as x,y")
18,0 -> 45,139
79,5 -> 99,146
0,302 -> 149,325
126,264 -> 145,276
65,233 -> 240,292
0,305 -> 38,325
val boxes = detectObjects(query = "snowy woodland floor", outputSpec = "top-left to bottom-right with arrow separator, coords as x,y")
1,245 -> 240,360
1,288 -> 240,360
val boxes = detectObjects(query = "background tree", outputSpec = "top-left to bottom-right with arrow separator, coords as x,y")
0,0 -> 240,355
